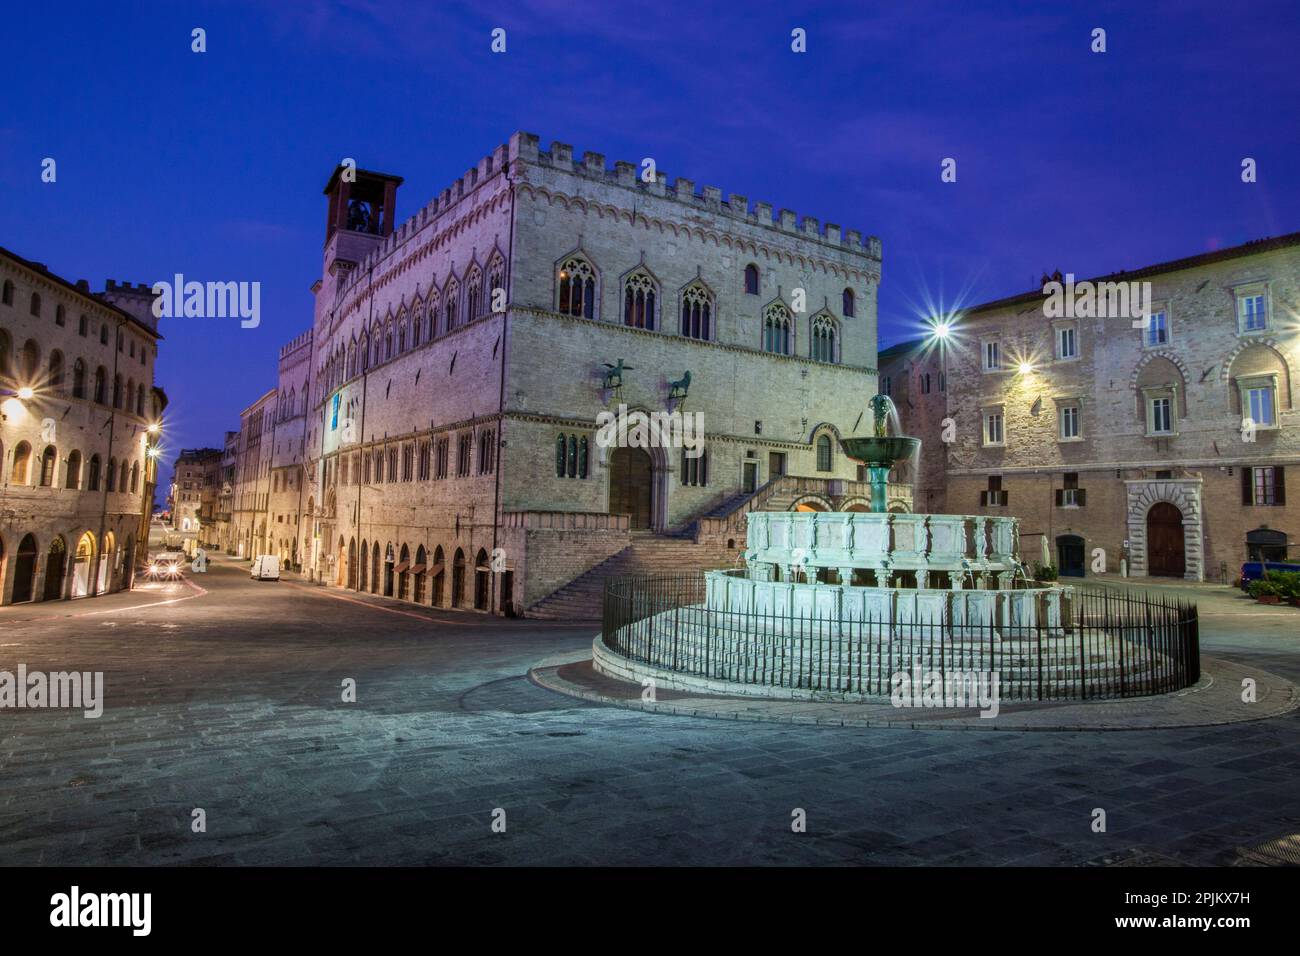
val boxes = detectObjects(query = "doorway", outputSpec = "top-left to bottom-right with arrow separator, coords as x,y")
769,452 -> 786,477
609,446 -> 653,529
743,460 -> 758,494
43,537 -> 67,600
1146,502 -> 1186,577
12,534 -> 37,603
1056,534 -> 1085,577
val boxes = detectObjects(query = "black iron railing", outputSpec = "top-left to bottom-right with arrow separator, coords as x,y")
601,573 -> 1200,701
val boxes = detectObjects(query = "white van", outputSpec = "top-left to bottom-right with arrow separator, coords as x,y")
250,555 -> 281,581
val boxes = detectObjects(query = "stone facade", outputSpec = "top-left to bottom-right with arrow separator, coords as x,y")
878,338 -> 948,514
211,132 -> 886,613
934,234 -> 1300,582
229,389 -> 275,559
0,248 -> 164,604
168,447 -> 222,539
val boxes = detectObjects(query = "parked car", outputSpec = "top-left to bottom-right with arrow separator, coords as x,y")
249,555 -> 281,581
1239,561 -> 1300,590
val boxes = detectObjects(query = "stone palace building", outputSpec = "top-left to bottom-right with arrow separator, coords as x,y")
214,132 -> 898,615
895,232 -> 1300,582
0,247 -> 165,605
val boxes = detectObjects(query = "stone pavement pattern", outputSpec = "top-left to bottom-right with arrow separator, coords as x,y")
0,560 -> 1297,866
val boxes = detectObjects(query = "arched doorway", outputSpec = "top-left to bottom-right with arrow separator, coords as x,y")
12,534 -> 38,604
1147,502 -> 1186,577
359,539 -> 369,592
336,536 -> 346,586
371,542 -> 380,594
98,532 -> 116,593
397,544 -> 410,601
348,538 -> 358,590
413,546 -> 427,603
43,536 -> 68,600
432,546 -> 446,607
122,536 -> 135,589
609,446 -> 653,529
474,548 -> 490,611
452,548 -> 466,607
1057,534 -> 1085,578
383,542 -> 395,597
72,532 -> 95,597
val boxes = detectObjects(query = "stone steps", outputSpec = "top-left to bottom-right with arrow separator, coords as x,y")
525,538 -> 741,619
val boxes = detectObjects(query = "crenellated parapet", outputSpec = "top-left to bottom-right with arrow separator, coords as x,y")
506,131 -> 881,263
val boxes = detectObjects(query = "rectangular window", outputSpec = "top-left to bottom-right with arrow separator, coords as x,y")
983,412 -> 1004,446
1059,405 -> 1080,440
1145,311 -> 1168,346
1057,472 -> 1086,507
1057,326 -> 1077,359
983,341 -> 1000,371
980,476 -> 1007,507
1240,293 -> 1268,331
880,376 -> 891,397
1246,386 -> 1275,427
1245,466 -> 1287,506
1149,397 -> 1173,435
331,393 -> 340,430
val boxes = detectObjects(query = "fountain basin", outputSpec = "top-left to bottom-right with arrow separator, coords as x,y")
839,436 -> 921,468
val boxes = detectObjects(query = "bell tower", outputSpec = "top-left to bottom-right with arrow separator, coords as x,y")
319,164 -> 404,299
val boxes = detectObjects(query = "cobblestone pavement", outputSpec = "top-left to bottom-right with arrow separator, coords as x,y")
0,559 -> 1297,866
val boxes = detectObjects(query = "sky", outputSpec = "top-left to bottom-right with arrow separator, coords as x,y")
3,0 -> 1299,483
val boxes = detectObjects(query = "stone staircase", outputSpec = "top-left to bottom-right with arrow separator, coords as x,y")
525,532 -> 743,621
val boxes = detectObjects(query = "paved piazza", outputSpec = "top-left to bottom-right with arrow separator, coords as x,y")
1,558 -> 1297,866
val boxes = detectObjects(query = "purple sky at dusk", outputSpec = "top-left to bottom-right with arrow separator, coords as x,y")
3,0 -> 1299,478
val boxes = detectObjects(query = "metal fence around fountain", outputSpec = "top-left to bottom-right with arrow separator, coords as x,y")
601,573 -> 1200,701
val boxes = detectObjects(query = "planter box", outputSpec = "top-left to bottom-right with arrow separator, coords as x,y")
1257,595 -> 1281,605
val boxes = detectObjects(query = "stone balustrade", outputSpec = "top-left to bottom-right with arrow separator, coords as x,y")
705,569 -> 1066,637
744,511 -> 1022,586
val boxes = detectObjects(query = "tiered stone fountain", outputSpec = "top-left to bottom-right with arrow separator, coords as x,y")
708,394 -> 1061,636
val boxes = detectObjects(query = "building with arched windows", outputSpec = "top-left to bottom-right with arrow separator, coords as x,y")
212,133 -> 898,616
900,232 -> 1300,582
0,247 -> 164,605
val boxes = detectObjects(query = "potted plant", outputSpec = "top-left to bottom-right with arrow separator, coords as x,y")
1250,577 -> 1283,605
1034,562 -> 1059,583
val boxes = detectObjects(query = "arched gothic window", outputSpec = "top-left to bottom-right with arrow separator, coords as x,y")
763,303 -> 793,355
557,256 -> 597,319
842,287 -> 856,318
680,282 -> 712,341
744,263 -> 760,295
486,257 -> 505,312
622,270 -> 657,330
72,359 -> 86,398
444,280 -> 460,332
384,320 -> 394,361
12,442 -> 32,484
812,315 -> 838,363
48,351 -> 64,392
466,266 -> 483,321
94,366 -> 107,404
426,294 -> 439,340
39,445 -> 57,486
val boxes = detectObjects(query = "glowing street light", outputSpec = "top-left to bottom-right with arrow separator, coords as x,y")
16,386 -> 34,400
1018,360 -> 1034,375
